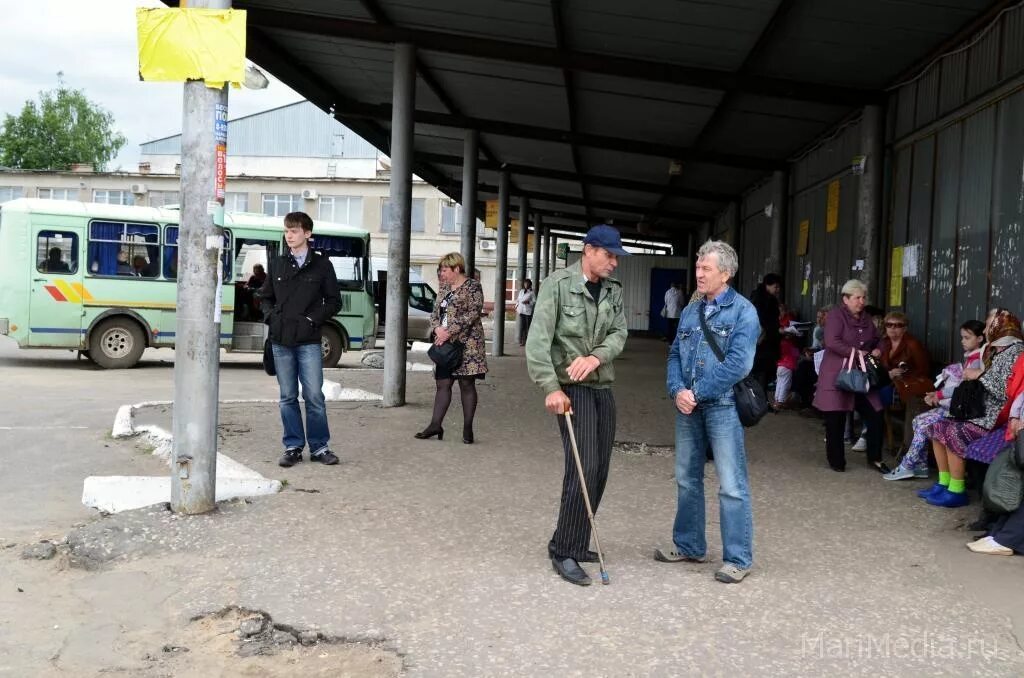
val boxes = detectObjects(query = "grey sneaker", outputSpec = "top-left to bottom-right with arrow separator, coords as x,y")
913,466 -> 930,478
883,465 -> 916,481
715,564 -> 750,583
654,547 -> 708,563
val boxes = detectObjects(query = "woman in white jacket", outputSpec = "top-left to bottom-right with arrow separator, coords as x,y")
516,279 -> 535,347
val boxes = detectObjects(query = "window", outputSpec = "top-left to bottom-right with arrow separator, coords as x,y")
149,191 -> 180,208
262,193 -> 300,217
36,231 -> 78,274
87,221 -> 159,277
409,282 -> 436,313
164,227 -> 232,282
38,188 -> 77,201
311,235 -> 366,291
381,198 -> 425,233
319,195 -> 363,228
225,192 -> 248,212
440,203 -> 485,235
92,189 -> 134,206
0,186 -> 24,203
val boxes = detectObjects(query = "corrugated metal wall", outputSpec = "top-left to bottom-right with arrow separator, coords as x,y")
783,121 -> 863,323
140,101 -> 379,159
885,5 -> 1024,362
737,180 -> 773,296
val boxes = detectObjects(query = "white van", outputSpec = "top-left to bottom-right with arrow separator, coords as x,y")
369,258 -> 436,342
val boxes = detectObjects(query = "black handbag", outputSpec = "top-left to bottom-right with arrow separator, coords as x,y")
698,309 -> 770,427
864,354 -> 890,389
263,338 -> 276,376
427,340 -> 464,372
948,379 -> 986,420
835,348 -> 871,394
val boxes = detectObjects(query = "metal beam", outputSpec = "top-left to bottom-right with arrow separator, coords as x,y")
416,152 -> 737,201
331,100 -> 784,171
239,4 -> 881,106
550,0 -> 592,225
479,184 -> 710,222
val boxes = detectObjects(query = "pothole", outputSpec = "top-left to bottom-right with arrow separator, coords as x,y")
613,441 -> 673,457
144,606 -> 402,676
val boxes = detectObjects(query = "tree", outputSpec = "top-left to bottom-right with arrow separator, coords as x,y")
0,86 -> 126,171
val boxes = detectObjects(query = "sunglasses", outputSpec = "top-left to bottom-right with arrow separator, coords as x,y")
885,322 -> 906,328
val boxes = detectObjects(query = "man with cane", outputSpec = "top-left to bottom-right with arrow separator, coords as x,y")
526,225 -> 629,586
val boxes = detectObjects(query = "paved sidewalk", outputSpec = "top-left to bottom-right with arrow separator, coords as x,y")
3,337 -> 1024,676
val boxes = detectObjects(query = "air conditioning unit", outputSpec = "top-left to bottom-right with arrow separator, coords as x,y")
301,188 -> 319,200
479,240 -> 497,251
130,183 -> 147,194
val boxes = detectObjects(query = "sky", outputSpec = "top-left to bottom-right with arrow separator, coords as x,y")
0,1 -> 305,171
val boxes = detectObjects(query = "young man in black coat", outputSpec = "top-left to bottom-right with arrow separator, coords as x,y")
260,212 -> 342,467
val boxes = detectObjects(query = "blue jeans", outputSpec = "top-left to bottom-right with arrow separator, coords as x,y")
272,342 -> 330,454
673,399 -> 753,569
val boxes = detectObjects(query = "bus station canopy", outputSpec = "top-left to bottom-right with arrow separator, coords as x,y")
197,0 -> 1004,239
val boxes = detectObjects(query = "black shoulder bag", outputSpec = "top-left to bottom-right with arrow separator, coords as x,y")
698,308 -> 770,427
948,379 -> 986,421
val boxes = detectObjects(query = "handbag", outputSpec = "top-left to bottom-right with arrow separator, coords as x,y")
864,354 -> 890,389
835,348 -> 870,394
427,340 -> 464,372
698,308 -> 770,427
948,379 -> 985,421
262,338 -> 276,376
983,444 -> 1024,514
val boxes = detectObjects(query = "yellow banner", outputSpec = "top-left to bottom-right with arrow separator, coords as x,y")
485,200 -> 498,228
826,180 -> 840,233
797,219 -> 810,255
137,8 -> 247,88
889,246 -> 903,307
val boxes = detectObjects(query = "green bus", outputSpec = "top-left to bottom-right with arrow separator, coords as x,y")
0,198 -> 377,368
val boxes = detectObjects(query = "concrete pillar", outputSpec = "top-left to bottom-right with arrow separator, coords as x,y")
492,171 -> 510,357
541,225 -> 551,278
857,104 -> 885,299
382,43 -> 416,408
549,233 -> 558,272
768,169 -> 788,279
531,218 -> 542,289
516,198 -> 529,345
460,129 -> 479,276
171,0 -> 230,515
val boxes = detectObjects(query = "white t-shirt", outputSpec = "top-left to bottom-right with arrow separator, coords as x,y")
663,287 -> 683,319
516,289 -> 535,316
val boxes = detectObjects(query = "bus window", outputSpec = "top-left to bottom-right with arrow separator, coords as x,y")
313,234 -> 365,291
88,221 -> 159,277
164,227 -> 233,282
36,231 -> 78,274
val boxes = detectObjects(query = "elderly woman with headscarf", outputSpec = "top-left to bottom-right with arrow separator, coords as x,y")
814,279 -> 888,473
919,311 -> 1024,508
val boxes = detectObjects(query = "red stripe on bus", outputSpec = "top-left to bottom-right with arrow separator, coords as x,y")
44,286 -> 66,302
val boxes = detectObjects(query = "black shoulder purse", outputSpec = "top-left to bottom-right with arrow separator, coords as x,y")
948,379 -> 986,421
699,308 -> 770,427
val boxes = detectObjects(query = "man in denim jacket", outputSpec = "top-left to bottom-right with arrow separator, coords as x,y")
656,240 -> 759,584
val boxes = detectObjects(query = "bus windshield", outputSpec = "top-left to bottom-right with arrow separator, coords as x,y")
313,234 -> 366,291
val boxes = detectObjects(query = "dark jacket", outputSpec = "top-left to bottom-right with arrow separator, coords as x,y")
260,250 -> 341,346
750,284 -> 780,366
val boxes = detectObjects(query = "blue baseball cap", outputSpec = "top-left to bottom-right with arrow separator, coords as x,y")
582,224 -> 630,256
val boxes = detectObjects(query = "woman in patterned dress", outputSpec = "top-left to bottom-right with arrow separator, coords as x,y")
414,252 -> 488,444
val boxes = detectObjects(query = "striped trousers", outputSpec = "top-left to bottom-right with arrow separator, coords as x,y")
548,384 -> 616,560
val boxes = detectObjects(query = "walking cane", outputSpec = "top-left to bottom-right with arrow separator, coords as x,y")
563,411 -> 610,584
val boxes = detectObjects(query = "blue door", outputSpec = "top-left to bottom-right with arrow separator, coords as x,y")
649,267 -> 683,336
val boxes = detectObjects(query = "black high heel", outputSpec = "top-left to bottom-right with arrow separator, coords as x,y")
414,426 -> 444,440
462,426 -> 474,444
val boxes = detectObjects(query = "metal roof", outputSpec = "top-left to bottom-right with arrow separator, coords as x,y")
140,101 -> 380,159
166,0 -> 1004,239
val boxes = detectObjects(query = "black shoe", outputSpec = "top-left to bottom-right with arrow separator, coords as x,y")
311,449 -> 339,465
549,547 -> 599,563
829,464 -> 846,472
551,556 -> 591,586
463,426 -> 474,444
871,461 -> 892,474
414,426 -> 444,440
278,447 -> 303,467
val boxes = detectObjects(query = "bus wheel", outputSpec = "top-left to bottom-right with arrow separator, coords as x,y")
91,318 -> 145,369
321,325 -> 343,368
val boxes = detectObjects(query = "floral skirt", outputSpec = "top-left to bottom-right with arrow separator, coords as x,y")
929,418 -> 994,460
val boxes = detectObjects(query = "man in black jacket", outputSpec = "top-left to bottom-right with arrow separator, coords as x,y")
749,273 -> 782,396
260,212 -> 342,467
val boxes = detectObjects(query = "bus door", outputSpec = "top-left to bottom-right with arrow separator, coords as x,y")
230,236 -> 277,350
29,229 -> 85,348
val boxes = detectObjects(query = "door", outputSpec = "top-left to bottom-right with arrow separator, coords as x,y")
649,267 -> 680,336
29,229 -> 85,347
